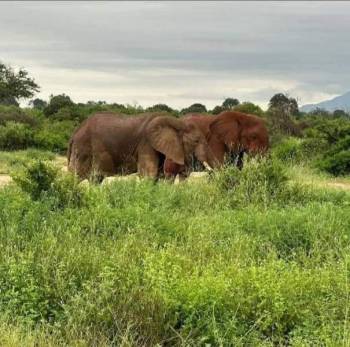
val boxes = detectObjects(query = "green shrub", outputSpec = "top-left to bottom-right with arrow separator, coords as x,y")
0,105 -> 38,126
0,149 -> 55,174
0,121 -> 34,150
234,102 -> 264,116
50,172 -> 85,208
12,160 -> 84,208
299,137 -> 328,158
272,137 -> 304,163
146,103 -> 176,114
318,151 -> 350,176
317,136 -> 350,176
44,94 -> 75,117
213,157 -> 288,206
12,160 -> 58,200
33,120 -> 76,152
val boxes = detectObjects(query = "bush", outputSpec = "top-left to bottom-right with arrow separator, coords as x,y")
12,160 -> 58,200
211,105 -> 225,114
0,105 -> 38,126
234,102 -> 264,116
317,136 -> 350,175
318,151 -> 350,176
0,121 -> 34,150
50,172 -> 85,208
33,120 -> 76,152
12,160 -> 84,208
0,149 -> 56,174
213,157 -> 288,206
146,104 -> 175,114
181,103 -> 207,114
272,137 -> 304,163
44,94 -> 74,117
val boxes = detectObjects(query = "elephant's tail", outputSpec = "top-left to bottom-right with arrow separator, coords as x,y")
67,137 -> 73,167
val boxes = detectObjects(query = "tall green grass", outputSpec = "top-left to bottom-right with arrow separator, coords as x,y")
0,158 -> 349,346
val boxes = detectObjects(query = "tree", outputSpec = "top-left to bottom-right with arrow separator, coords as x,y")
333,109 -> 349,118
30,98 -> 47,110
146,103 -> 174,113
268,93 -> 301,136
268,93 -> 299,116
309,108 -> 331,117
211,105 -> 225,115
44,94 -> 74,116
87,100 -> 106,106
234,102 -> 264,116
0,62 -> 39,105
222,97 -> 239,109
181,103 -> 207,114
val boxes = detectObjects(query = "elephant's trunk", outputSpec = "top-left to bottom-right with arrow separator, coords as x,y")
194,143 -> 214,170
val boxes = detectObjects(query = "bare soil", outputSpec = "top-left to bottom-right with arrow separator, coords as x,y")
0,174 -> 12,187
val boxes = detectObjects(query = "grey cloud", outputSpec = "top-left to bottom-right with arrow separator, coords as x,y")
1,1 -> 350,108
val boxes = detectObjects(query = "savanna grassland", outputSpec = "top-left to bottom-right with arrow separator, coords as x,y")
0,95 -> 350,346
0,150 -> 350,346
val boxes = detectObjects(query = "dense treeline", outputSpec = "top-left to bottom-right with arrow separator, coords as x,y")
1,94 -> 349,175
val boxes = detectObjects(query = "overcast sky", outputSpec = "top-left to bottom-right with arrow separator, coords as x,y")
1,1 -> 350,109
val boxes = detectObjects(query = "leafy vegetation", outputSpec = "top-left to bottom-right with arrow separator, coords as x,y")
181,103 -> 207,114
0,149 -> 56,174
0,63 -> 39,106
0,158 -> 349,346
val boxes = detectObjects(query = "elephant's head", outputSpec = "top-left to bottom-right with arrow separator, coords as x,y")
182,122 -> 214,168
209,111 -> 269,155
145,115 -> 213,170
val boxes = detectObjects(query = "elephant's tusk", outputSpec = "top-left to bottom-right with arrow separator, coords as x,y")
203,161 -> 213,171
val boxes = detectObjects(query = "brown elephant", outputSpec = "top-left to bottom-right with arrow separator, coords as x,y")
163,110 -> 269,177
67,112 -> 214,181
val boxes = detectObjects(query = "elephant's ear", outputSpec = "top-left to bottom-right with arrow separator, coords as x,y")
146,116 -> 186,165
209,112 -> 241,149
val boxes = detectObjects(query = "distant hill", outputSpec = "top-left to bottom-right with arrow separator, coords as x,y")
301,91 -> 350,113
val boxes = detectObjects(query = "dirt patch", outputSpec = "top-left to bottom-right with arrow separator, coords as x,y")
0,174 -> 12,187
325,182 -> 350,191
54,156 -> 68,172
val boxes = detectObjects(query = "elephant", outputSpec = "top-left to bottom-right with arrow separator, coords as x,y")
67,112 -> 214,181
163,110 -> 269,177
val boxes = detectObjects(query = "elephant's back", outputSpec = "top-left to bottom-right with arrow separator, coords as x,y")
87,112 -> 145,130
85,113 -> 147,158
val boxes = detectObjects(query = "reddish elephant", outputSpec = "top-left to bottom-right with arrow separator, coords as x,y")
68,112 -> 214,181
164,110 -> 269,178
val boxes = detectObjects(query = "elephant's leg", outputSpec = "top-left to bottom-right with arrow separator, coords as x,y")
69,146 -> 92,180
91,151 -> 115,182
236,151 -> 244,170
164,159 -> 183,180
138,146 -> 159,179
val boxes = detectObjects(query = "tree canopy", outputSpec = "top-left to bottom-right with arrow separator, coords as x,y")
146,103 -> 174,113
0,62 -> 40,106
234,102 -> 264,116
268,93 -> 299,116
181,103 -> 207,114
222,97 -> 240,109
44,94 -> 75,116
30,98 -> 47,110
211,105 -> 225,115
